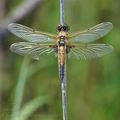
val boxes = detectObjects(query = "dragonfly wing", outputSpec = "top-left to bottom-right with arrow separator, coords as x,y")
10,42 -> 54,60
69,22 -> 113,43
8,23 -> 56,43
68,44 -> 113,60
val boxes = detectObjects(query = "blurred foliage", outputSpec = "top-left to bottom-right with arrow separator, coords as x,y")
0,0 -> 120,120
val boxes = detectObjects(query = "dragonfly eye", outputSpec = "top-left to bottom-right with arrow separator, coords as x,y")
63,25 -> 70,32
57,25 -> 70,32
57,25 -> 62,32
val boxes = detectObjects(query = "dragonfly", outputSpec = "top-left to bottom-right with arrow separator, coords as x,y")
8,22 -> 113,60
8,22 -> 113,120
8,22 -> 113,70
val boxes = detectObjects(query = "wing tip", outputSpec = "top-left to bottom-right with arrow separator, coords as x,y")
10,42 -> 17,52
8,23 -> 16,31
102,44 -> 114,52
103,22 -> 113,29
109,45 -> 114,52
104,44 -> 114,55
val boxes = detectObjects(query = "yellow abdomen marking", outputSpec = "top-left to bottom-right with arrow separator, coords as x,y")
58,46 -> 66,65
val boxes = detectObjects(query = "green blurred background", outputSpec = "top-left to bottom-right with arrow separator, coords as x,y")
0,0 -> 120,120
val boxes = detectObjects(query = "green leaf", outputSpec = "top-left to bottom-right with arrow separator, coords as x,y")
18,96 -> 50,120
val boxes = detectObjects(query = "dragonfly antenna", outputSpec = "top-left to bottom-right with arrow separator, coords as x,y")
60,0 -> 65,25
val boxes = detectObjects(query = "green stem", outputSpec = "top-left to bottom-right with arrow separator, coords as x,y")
60,0 -> 65,25
11,57 -> 30,120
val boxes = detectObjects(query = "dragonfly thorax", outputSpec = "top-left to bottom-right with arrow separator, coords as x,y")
58,40 -> 65,46
58,35 -> 68,46
59,40 -> 65,46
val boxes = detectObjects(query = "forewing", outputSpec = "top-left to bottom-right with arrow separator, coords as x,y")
8,23 -> 56,43
10,42 -> 54,60
69,22 -> 113,43
68,44 -> 113,60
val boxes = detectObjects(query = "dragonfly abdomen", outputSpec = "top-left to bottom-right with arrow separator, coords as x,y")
58,45 -> 66,79
59,64 -> 65,80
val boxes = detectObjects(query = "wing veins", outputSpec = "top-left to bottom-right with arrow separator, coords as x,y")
69,43 -> 113,60
8,23 -> 56,43
69,22 -> 113,43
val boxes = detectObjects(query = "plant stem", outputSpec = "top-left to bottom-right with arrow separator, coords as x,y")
11,58 -> 29,120
60,0 -> 65,25
60,63 -> 67,120
59,0 -> 68,120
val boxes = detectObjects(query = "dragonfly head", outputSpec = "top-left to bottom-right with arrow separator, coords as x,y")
57,24 -> 70,32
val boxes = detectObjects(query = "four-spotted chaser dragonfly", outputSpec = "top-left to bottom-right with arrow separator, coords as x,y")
8,22 -> 113,79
